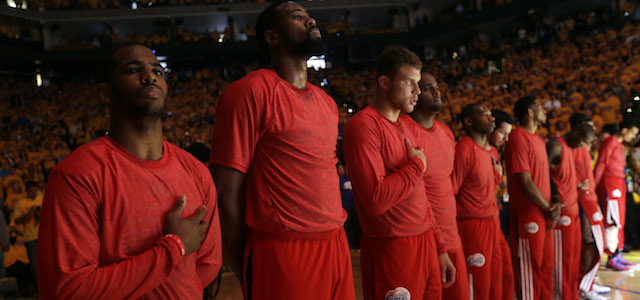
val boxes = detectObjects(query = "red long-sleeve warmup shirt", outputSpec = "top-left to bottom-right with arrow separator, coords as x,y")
38,136 -> 222,299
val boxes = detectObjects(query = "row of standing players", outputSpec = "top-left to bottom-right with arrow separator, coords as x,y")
33,1 -> 636,299
341,47 -> 634,300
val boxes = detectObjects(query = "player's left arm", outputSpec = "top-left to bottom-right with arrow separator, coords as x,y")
195,171 -> 222,288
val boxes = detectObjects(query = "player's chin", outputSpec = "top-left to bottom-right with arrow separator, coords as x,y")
404,105 -> 416,114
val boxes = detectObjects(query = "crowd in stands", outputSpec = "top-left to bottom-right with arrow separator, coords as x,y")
329,6 -> 640,142
3,1 -> 518,49
18,0 -> 266,11
14,0 -> 517,12
3,2 -> 640,296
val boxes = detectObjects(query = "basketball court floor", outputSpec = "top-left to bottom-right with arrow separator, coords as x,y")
214,250 -> 640,300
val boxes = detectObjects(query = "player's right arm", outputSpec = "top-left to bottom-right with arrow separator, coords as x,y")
593,141 -> 609,188
37,169 -> 206,299
343,117 -> 425,216
209,76 -> 267,283
508,131 -> 559,224
516,172 -> 560,226
451,141 -> 471,195
211,165 -> 246,281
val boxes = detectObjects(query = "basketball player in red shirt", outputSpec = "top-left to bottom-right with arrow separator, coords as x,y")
210,2 -> 355,299
594,118 -> 639,270
344,47 -> 455,300
568,114 -> 610,299
408,72 -> 469,300
547,123 -> 594,300
505,96 -> 562,300
453,103 -> 514,300
37,43 -> 222,299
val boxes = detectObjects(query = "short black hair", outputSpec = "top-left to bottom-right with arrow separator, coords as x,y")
569,113 -> 592,129
491,109 -> 514,129
376,46 -> 422,84
513,96 -> 536,123
255,0 -> 289,55
95,41 -> 151,83
573,122 -> 595,142
460,102 -> 482,128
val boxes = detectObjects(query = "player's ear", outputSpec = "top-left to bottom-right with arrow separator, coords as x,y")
463,116 -> 472,128
264,29 -> 278,48
527,107 -> 534,119
377,75 -> 390,90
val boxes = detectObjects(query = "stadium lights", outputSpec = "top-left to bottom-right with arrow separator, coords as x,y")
633,95 -> 639,102
307,55 -> 326,71
6,0 -> 27,9
35,73 -> 42,87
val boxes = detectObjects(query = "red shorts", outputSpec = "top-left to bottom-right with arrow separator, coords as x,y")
597,176 -> 626,250
442,247 -> 469,300
499,233 -> 515,300
243,228 -> 355,300
459,217 -> 513,300
361,229 -> 441,300
597,176 -> 626,228
510,211 -> 554,300
580,199 -> 605,255
552,214 -> 581,300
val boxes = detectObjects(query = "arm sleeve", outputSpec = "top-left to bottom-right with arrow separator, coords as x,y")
451,143 -> 471,195
37,169 -> 184,299
494,170 -> 502,186
210,79 -> 267,173
594,142 -> 609,188
343,118 -> 425,216
507,131 -> 530,175
195,172 -> 223,288
428,207 -> 448,254
575,150 -> 597,202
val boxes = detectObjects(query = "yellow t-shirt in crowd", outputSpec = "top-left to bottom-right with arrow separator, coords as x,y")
14,194 -> 43,242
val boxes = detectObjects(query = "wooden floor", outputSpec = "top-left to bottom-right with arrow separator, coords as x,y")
212,250 -> 640,300
597,251 -> 640,300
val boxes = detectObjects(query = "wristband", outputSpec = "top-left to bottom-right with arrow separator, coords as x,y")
165,234 -> 186,256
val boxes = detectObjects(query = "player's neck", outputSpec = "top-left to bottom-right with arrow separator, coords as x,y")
469,131 -> 488,148
521,118 -> 538,134
272,54 -> 308,90
616,134 -> 624,143
411,109 -> 436,129
374,97 -> 401,123
109,117 -> 164,161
